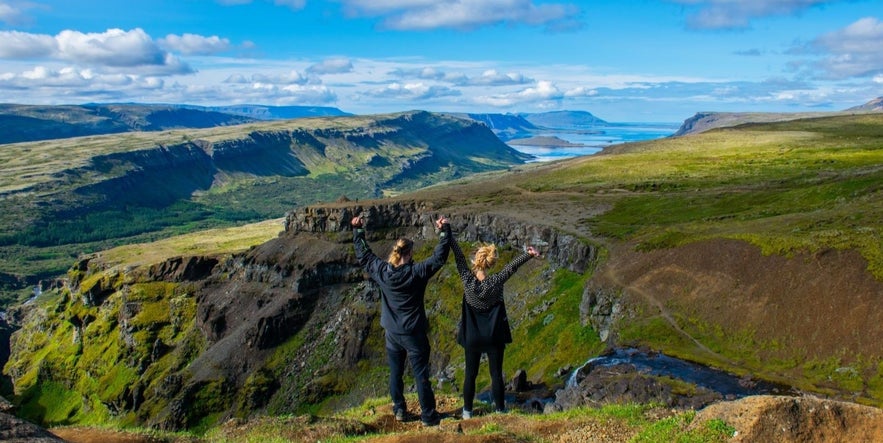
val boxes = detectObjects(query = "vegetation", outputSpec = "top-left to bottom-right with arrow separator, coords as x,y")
5,112 -> 883,440
512,115 -> 883,278
0,110 -> 528,307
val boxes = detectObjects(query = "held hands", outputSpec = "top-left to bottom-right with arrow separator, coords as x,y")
435,216 -> 449,230
351,215 -> 365,228
527,246 -> 541,258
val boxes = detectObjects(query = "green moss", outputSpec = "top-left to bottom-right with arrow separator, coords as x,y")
631,411 -> 735,443
18,381 -> 83,425
507,269 -> 604,384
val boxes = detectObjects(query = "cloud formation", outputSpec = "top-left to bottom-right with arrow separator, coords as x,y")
674,0 -> 837,30
0,1 -> 32,25
339,0 -> 581,31
159,33 -> 231,55
805,17 -> 883,79
362,82 -> 461,100
475,80 -> 562,106
306,58 -> 354,75
0,28 -> 194,74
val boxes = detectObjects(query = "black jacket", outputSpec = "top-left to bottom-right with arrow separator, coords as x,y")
451,239 -> 533,349
353,224 -> 451,335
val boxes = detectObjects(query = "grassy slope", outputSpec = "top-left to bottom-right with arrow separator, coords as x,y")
0,111 -> 526,306
7,113 -> 882,440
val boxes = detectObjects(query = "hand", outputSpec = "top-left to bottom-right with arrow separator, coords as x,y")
351,216 -> 364,228
527,246 -> 540,257
435,216 -> 448,229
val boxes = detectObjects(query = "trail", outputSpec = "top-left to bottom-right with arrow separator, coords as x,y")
599,262 -> 740,368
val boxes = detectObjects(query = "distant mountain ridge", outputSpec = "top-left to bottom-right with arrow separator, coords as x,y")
519,110 -> 607,128
187,104 -> 351,120
675,96 -> 883,136
453,110 -> 607,141
846,96 -> 883,112
0,103 -> 257,144
0,103 -> 349,145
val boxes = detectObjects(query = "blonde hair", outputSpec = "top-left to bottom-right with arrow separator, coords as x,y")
387,238 -> 414,266
471,244 -> 498,273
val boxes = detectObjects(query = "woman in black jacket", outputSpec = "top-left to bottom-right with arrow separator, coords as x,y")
352,214 -> 451,426
451,238 -> 539,418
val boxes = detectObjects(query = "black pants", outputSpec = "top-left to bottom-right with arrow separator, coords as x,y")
385,330 -> 437,422
463,345 -> 505,412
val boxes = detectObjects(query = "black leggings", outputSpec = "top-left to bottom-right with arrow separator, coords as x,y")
463,345 -> 505,412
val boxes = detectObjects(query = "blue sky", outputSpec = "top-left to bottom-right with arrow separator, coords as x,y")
0,0 -> 881,122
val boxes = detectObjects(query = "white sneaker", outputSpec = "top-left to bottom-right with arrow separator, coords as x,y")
462,409 -> 472,419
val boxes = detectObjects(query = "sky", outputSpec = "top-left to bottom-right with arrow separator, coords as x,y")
0,0 -> 881,122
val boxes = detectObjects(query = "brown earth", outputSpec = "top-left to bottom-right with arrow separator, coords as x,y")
691,395 -> 883,443
47,394 -> 883,442
593,238 -> 883,391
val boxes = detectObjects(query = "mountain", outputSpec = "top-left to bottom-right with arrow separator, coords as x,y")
3,112 -> 881,436
0,103 -> 352,145
0,111 -> 531,305
445,112 -> 538,141
675,98 -> 883,136
519,110 -> 608,128
846,96 -> 883,112
0,103 -> 257,144
191,104 -> 350,120
451,110 -> 608,141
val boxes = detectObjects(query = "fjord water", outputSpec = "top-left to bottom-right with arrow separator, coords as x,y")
510,122 -> 680,161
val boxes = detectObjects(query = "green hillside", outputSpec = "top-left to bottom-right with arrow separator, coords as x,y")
0,111 -> 530,306
3,113 -> 881,440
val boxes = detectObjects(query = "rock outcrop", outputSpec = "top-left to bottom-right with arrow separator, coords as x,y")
691,395 -> 883,443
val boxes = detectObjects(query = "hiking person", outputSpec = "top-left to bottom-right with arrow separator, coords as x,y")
351,213 -> 452,426
451,237 -> 540,418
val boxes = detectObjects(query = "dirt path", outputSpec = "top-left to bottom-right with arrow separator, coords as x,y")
597,249 -> 738,366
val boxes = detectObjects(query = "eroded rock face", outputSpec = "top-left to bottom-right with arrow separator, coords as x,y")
285,200 -> 597,273
147,256 -> 219,282
691,395 -> 883,443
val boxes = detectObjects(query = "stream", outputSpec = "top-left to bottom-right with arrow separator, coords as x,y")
479,347 -> 797,411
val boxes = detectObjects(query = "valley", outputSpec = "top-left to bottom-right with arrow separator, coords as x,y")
0,109 -> 881,442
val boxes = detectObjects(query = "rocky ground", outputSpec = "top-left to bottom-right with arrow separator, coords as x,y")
34,394 -> 883,443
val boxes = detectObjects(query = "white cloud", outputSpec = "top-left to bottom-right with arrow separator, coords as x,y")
672,0 -> 837,30
794,17 -> 883,79
0,30 -> 56,58
306,58 -> 354,75
564,86 -> 597,98
362,81 -> 461,100
389,66 -> 530,86
159,33 -> 231,55
0,28 -> 194,75
0,1 -> 30,25
458,69 -> 533,86
339,0 -> 581,31
475,80 -> 562,106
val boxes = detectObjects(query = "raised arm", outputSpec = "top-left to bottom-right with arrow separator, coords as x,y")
486,246 -> 540,286
413,217 -> 452,279
352,216 -> 384,277
450,234 -> 472,280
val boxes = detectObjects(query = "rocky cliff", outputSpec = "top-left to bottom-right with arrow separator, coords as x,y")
1,110 -> 532,302
4,196 -> 596,430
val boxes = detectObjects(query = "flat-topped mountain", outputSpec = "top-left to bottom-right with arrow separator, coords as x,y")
519,110 -> 607,128
0,103 -> 351,145
675,97 -> 883,136
0,103 -> 257,144
0,111 -> 530,305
